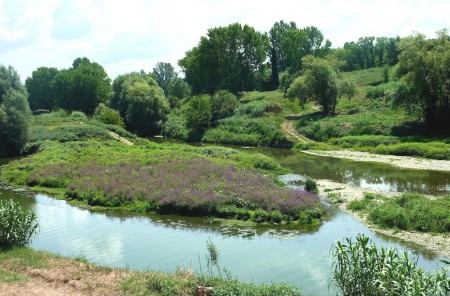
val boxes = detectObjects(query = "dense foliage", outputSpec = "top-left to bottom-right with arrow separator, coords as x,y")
53,57 -> 111,115
0,65 -> 31,156
93,103 -> 125,127
152,62 -> 191,99
396,30 -> 450,133
0,200 -> 38,248
179,23 -> 269,94
335,36 -> 400,71
111,72 -> 169,136
289,56 -> 339,114
332,234 -> 450,295
25,67 -> 59,111
349,193 -> 450,233
184,95 -> 212,140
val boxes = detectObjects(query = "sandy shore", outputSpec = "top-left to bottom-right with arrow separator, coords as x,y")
317,179 -> 450,259
304,150 -> 450,172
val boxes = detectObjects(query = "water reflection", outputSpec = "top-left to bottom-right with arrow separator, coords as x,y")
252,147 -> 450,196
0,186 -> 448,296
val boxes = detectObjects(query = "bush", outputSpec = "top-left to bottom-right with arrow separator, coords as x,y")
332,234 -> 450,296
304,179 -> 318,194
329,135 -> 401,148
93,103 -> 125,127
375,142 -> 450,160
162,112 -> 189,141
0,200 -> 39,247
235,100 -> 279,117
368,194 -> 450,232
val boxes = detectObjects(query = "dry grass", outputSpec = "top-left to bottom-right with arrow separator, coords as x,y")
0,249 -> 132,296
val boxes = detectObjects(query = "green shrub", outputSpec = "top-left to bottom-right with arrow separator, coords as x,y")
253,210 -> 271,223
0,200 -> 39,248
162,113 -> 189,141
235,100 -> 280,117
330,135 -> 400,148
93,103 -> 125,127
368,194 -> 450,232
304,179 -> 318,194
332,234 -> 450,296
375,142 -> 450,160
70,111 -> 87,119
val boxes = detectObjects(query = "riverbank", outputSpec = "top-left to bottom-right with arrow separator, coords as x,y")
305,150 -> 450,172
0,247 -> 302,296
317,179 -> 450,258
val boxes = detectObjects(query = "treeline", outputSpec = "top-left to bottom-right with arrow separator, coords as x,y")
179,21 -> 400,95
1,22 -> 449,156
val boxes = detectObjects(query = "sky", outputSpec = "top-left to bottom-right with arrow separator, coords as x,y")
1,0 -> 449,81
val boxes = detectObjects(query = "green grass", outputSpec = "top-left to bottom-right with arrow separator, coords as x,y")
348,193 -> 450,233
2,112 -> 324,225
288,67 -> 449,159
26,110 -> 136,153
341,67 -> 386,87
203,90 -> 308,147
0,269 -> 28,283
203,116 -> 290,146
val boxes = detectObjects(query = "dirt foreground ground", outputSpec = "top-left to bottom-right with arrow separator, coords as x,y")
0,256 -> 131,296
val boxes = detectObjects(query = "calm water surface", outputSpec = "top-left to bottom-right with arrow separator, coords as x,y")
1,153 -> 449,296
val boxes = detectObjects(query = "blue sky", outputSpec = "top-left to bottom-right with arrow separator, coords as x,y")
1,0 -> 449,81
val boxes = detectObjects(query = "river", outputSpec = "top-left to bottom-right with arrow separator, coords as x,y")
1,150 -> 449,296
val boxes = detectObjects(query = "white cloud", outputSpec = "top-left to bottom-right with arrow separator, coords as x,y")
1,0 -> 449,81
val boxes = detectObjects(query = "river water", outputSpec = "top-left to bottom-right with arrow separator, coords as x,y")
1,151 -> 449,296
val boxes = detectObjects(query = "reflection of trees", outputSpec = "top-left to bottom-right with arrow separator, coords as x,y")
94,197 -> 324,239
257,148 -> 450,195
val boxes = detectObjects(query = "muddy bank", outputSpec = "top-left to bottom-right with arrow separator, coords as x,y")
317,179 -> 450,259
304,150 -> 450,172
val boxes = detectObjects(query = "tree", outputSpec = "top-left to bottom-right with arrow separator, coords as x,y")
287,76 -> 310,109
53,57 -> 111,115
396,30 -> 450,132
26,67 -> 59,111
270,22 -> 330,74
269,21 -> 298,73
110,72 -> 158,117
269,47 -> 279,90
210,90 -> 238,123
0,65 -> 31,156
179,23 -> 269,94
120,78 -> 169,136
168,77 -> 191,100
296,56 -> 339,114
152,62 -> 177,97
184,95 -> 212,140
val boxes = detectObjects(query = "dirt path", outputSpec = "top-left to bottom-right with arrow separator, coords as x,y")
108,131 -> 133,146
317,179 -> 450,258
304,150 -> 450,172
281,120 -> 311,143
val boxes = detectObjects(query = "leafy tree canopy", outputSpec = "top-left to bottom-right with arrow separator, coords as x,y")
25,67 -> 59,111
53,57 -> 111,115
396,30 -> 450,133
112,73 -> 169,136
0,65 -> 31,156
179,23 -> 269,95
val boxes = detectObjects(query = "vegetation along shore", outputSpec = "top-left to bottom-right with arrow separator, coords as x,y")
1,18 -> 450,296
